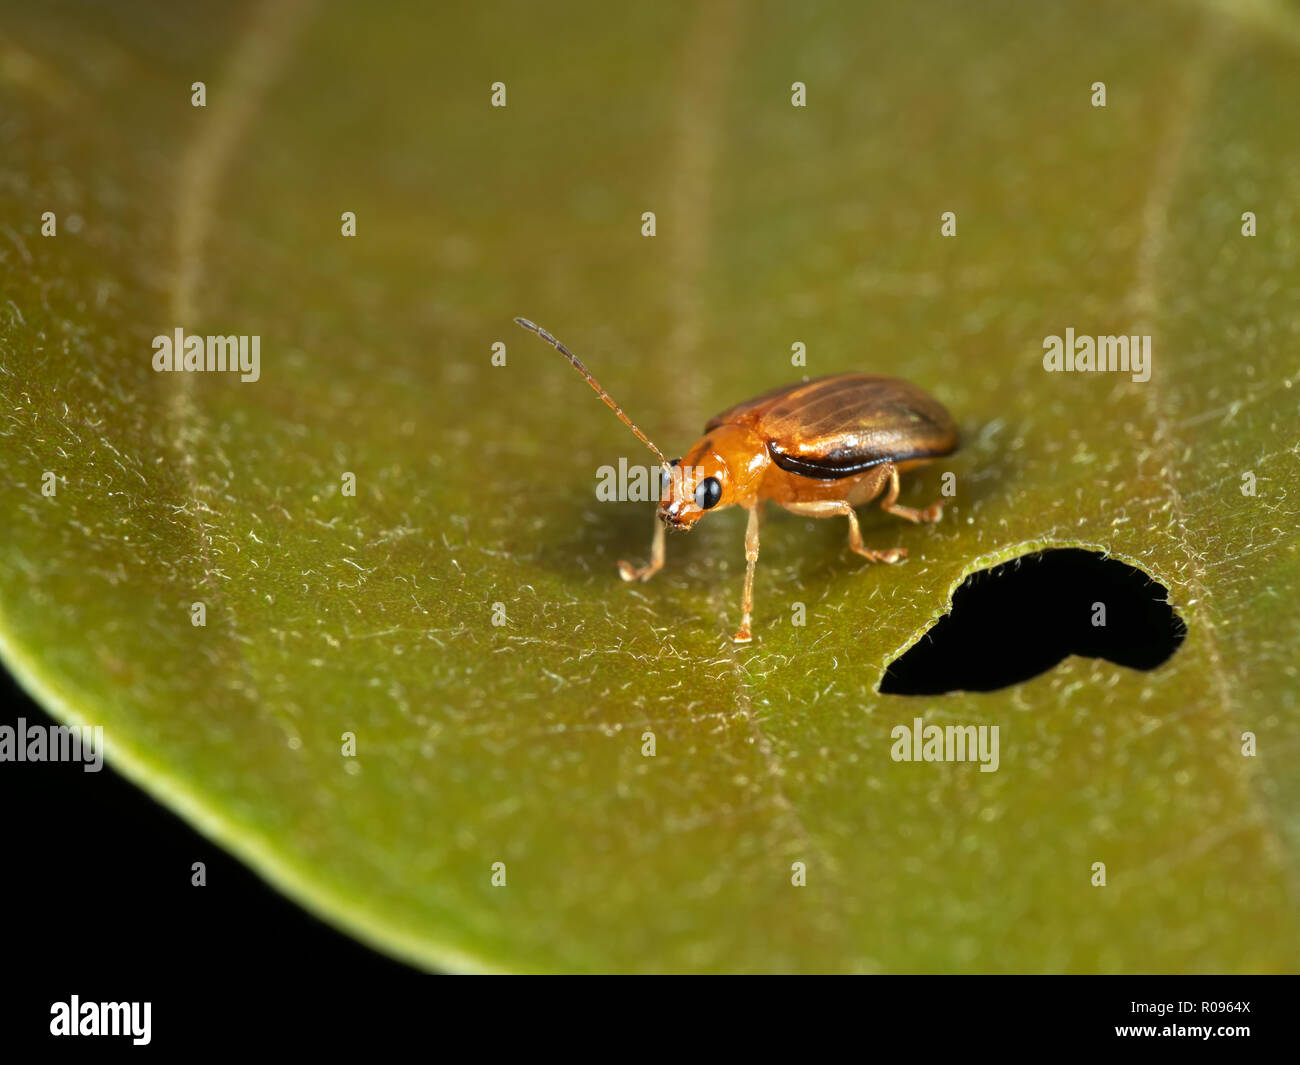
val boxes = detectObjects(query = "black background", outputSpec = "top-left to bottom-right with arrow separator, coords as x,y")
0,666 -> 412,979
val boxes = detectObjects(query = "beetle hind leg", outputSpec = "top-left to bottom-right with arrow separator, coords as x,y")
843,504 -> 906,563
618,513 -> 665,582
879,465 -> 944,524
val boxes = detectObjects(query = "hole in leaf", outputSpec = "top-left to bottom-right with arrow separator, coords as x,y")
879,549 -> 1187,696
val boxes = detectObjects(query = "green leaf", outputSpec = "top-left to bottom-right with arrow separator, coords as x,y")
2,0 -> 1298,972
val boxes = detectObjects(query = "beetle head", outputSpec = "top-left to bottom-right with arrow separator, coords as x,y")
658,426 -> 769,530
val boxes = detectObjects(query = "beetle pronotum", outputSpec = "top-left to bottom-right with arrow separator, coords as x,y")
515,317 -> 957,643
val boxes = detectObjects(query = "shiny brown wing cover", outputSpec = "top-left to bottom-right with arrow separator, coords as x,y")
704,373 -> 957,480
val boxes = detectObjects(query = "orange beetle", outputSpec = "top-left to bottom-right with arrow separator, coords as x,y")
516,318 -> 957,642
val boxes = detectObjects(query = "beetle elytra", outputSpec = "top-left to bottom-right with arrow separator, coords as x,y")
515,317 -> 957,643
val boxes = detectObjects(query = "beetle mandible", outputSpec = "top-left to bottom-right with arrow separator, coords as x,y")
515,317 -> 958,643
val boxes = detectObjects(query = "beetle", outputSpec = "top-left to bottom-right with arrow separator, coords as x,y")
515,317 -> 957,643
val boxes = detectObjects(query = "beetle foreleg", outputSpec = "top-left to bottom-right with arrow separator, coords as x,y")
780,499 -> 907,564
618,512 -> 665,582
878,464 -> 944,524
732,505 -> 761,644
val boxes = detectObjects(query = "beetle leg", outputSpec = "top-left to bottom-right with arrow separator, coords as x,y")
733,505 -> 761,643
878,464 -> 944,524
780,500 -> 907,564
618,513 -> 665,582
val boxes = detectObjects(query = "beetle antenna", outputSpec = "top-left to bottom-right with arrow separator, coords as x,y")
514,317 -> 670,470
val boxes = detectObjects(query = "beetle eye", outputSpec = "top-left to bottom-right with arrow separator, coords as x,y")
661,459 -> 682,499
695,476 -> 722,510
